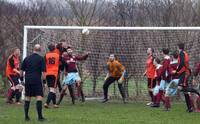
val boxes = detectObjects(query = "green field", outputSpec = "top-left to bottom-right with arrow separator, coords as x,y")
82,77 -> 148,97
0,97 -> 199,124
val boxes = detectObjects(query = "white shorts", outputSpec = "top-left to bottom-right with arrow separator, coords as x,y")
63,72 -> 81,85
159,80 -> 168,91
165,79 -> 179,96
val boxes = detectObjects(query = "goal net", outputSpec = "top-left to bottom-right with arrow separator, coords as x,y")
23,26 -> 200,100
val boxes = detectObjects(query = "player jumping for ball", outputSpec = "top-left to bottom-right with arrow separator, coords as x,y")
57,46 -> 89,105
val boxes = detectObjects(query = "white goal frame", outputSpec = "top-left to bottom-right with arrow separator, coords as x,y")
23,26 -> 200,59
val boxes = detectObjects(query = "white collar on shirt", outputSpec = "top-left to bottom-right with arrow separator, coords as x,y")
170,60 -> 178,64
156,64 -> 162,69
164,55 -> 170,60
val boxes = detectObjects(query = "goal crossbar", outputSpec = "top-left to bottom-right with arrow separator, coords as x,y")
24,26 -> 200,30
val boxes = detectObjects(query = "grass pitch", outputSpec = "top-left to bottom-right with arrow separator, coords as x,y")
0,97 -> 199,124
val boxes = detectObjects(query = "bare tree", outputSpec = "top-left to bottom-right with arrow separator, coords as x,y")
0,0 -> 51,95
65,0 -> 108,26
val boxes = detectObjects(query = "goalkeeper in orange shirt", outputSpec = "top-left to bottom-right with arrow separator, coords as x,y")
102,54 -> 127,103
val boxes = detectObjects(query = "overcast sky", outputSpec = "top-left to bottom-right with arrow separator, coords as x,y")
6,0 -> 54,4
5,0 -> 58,6
6,0 -> 112,3
6,0 -> 27,3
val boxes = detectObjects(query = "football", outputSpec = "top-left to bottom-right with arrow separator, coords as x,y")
82,28 -> 90,35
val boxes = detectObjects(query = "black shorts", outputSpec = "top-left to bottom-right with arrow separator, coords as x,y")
46,75 -> 57,88
147,78 -> 156,89
178,72 -> 188,87
25,83 -> 43,97
7,74 -> 20,86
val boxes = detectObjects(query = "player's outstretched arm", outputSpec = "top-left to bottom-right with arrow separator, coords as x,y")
75,52 -> 90,61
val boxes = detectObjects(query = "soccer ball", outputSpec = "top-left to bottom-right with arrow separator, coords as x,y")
82,28 -> 90,35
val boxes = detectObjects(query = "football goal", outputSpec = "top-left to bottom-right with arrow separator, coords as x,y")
23,26 -> 200,99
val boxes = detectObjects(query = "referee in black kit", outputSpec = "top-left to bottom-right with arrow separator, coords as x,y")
20,44 -> 46,121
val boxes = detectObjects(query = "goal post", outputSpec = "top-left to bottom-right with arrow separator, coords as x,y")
23,26 -> 200,99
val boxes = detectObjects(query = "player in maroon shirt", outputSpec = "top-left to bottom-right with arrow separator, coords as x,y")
170,52 -> 179,80
151,48 -> 171,110
56,46 -> 89,105
160,48 -> 171,111
151,58 -> 164,107
163,51 -> 180,109
190,62 -> 200,112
